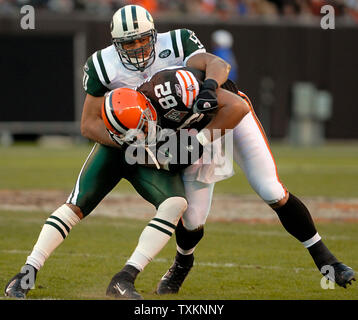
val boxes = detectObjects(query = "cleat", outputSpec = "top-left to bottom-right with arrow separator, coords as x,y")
106,273 -> 143,300
326,262 -> 355,288
4,265 -> 37,299
156,255 -> 194,295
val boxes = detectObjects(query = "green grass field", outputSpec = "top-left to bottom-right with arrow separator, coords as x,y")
0,141 -> 357,197
0,142 -> 358,300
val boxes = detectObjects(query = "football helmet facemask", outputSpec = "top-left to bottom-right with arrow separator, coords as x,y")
102,87 -> 160,147
111,5 -> 157,72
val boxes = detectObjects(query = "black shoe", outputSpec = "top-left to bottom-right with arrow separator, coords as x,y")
327,262 -> 356,288
5,265 -> 37,299
156,255 -> 194,295
106,272 -> 143,300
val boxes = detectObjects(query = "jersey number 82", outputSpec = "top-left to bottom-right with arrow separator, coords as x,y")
154,82 -> 178,109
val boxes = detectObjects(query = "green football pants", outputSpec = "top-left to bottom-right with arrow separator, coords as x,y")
66,143 -> 186,217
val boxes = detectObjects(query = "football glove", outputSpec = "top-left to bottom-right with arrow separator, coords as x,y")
192,79 -> 219,114
156,130 -> 204,172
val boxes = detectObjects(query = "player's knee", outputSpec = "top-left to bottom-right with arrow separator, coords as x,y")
51,204 -> 81,229
182,218 -> 203,232
257,180 -> 287,206
270,191 -> 289,209
182,212 -> 205,231
182,204 -> 209,231
156,197 -> 188,226
66,203 -> 84,220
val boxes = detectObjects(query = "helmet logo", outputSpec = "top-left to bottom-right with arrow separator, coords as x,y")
159,49 -> 171,59
187,84 -> 196,92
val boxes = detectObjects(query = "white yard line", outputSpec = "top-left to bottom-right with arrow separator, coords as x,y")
0,249 -> 317,273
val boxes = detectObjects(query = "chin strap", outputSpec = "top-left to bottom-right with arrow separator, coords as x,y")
145,146 -> 160,169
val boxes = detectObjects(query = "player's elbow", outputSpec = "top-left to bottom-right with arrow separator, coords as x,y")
217,55 -> 231,74
80,120 -> 92,140
230,97 -> 250,124
224,59 -> 231,74
237,97 -> 250,116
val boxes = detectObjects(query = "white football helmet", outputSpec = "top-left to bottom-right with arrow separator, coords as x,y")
111,5 -> 157,72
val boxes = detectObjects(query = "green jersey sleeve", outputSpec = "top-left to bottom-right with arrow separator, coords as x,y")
82,54 -> 109,97
180,29 -> 206,62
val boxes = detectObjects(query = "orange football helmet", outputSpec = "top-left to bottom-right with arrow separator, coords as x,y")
102,87 -> 158,146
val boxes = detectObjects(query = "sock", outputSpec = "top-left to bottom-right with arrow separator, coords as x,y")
273,193 -> 317,242
175,251 -> 194,268
175,219 -> 204,255
26,204 -> 80,271
126,219 -> 174,271
307,240 -> 339,270
126,197 -> 187,271
274,193 -> 338,270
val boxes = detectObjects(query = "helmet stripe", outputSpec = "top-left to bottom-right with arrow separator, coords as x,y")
176,71 -> 188,107
121,8 -> 128,32
177,71 -> 190,107
177,70 -> 198,107
185,71 -> 199,103
103,94 -> 121,135
146,11 -> 152,22
181,71 -> 194,107
104,92 -> 128,135
131,5 -> 138,29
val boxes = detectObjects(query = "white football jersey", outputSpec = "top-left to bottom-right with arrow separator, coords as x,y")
83,29 -> 206,96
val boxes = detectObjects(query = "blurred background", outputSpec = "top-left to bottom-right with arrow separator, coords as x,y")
0,0 -> 358,146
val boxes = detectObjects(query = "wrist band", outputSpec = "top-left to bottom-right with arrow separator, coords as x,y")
204,79 -> 219,90
196,131 -> 211,146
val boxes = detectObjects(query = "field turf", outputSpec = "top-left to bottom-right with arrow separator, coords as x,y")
0,142 -> 357,300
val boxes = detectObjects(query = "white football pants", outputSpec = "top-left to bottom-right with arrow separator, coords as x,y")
181,110 -> 287,231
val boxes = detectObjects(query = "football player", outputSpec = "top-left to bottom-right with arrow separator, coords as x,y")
103,67 -> 355,296
156,89 -> 356,295
101,67 -> 250,298
4,5 -> 234,299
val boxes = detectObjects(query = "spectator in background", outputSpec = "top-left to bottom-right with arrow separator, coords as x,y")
248,0 -> 279,16
267,0 -> 300,16
211,29 -> 238,84
236,0 -> 249,15
128,0 -> 158,13
2,0 -> 355,20
0,0 -> 18,14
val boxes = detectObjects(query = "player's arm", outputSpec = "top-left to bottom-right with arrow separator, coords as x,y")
81,54 -> 122,148
80,94 -> 121,148
186,52 -> 231,87
177,29 -> 231,114
187,52 -> 231,114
